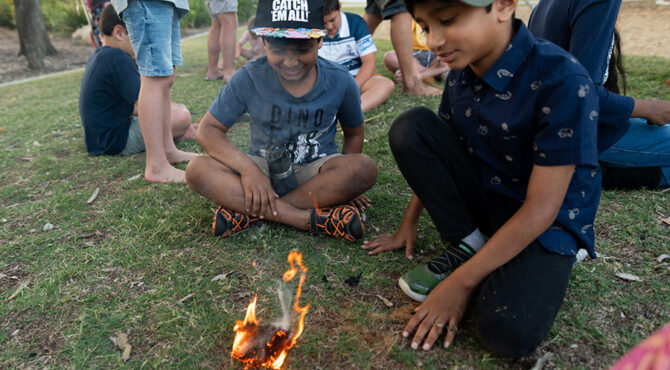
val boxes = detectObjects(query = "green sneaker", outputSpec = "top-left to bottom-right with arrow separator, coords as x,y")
398,242 -> 476,302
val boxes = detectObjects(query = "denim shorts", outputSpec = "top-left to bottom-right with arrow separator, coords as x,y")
121,0 -> 183,76
205,0 -> 238,17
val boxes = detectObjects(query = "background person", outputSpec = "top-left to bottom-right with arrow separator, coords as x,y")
80,4 -> 196,157
204,0 -> 238,81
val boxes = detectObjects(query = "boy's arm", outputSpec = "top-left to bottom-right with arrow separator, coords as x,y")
341,125 -> 364,154
196,112 -> 278,216
362,193 -> 424,259
355,53 -> 376,89
403,163 -> 575,350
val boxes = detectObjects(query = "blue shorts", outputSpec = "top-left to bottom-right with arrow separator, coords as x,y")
121,0 -> 183,76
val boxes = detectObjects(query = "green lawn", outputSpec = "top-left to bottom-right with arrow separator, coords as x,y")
0,30 -> 669,369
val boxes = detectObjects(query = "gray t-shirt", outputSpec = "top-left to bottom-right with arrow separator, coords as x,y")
208,57 -> 364,164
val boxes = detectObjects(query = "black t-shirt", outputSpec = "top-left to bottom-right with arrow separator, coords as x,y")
79,46 -> 140,155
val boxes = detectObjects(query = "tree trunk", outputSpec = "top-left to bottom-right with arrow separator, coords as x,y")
13,0 -> 58,70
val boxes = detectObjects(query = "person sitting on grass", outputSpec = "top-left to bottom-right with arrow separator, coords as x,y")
362,0 -> 607,357
185,0 -> 378,241
319,0 -> 394,113
383,19 -> 451,85
235,16 -> 265,63
79,4 -> 197,157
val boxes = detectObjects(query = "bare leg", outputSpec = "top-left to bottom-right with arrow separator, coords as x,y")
383,50 -> 427,83
363,13 -> 382,35
360,75 -> 394,113
186,153 -> 377,225
217,12 -> 238,82
206,18 -> 223,80
138,74 -> 193,183
170,102 -> 194,139
389,12 -> 441,96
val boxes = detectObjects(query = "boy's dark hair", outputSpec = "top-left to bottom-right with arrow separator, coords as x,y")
604,28 -> 627,95
99,4 -> 126,36
323,0 -> 341,14
403,0 -> 492,17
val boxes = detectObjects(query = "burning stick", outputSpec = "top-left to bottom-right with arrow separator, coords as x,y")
231,251 -> 310,369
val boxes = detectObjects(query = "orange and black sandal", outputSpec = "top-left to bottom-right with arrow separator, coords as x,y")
212,206 -> 262,237
309,205 -> 364,241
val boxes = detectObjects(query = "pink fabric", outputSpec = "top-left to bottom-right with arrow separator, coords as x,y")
611,323 -> 670,370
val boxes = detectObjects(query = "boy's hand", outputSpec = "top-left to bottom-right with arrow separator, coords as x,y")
361,217 -> 417,259
348,195 -> 371,211
402,276 -> 472,351
239,167 -> 279,218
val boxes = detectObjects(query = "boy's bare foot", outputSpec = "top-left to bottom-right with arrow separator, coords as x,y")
403,77 -> 442,97
166,150 -> 199,164
145,166 -> 186,183
177,124 -> 198,141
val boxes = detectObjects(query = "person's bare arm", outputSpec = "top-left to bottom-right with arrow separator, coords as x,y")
355,53 -> 377,89
403,164 -> 575,350
631,99 -> 670,126
362,194 -> 423,259
341,124 -> 364,154
196,112 -> 278,217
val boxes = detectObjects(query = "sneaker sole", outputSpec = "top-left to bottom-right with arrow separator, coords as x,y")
398,277 -> 427,302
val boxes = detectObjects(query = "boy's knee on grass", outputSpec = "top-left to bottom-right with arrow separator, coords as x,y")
473,308 -> 547,358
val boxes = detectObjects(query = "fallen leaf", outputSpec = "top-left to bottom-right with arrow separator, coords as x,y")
376,294 -> 394,308
87,187 -> 99,204
660,217 -> 670,226
110,332 -> 132,362
177,293 -> 194,303
344,272 -> 363,287
101,267 -> 122,272
211,271 -> 233,282
0,273 -> 6,280
658,254 -> 670,262
122,344 -> 132,361
8,280 -> 30,300
11,329 -> 19,336
0,127 -> 5,133
531,352 -> 554,370
616,273 -> 642,282
33,141 -> 40,146
127,174 -> 141,181
1,218 -> 6,223
43,222 -> 54,231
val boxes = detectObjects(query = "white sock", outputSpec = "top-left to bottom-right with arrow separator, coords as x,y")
461,228 -> 486,252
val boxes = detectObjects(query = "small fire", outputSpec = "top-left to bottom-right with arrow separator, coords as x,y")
231,251 -> 309,369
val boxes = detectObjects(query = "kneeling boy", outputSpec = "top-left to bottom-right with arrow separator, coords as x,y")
186,0 -> 378,241
320,0 -> 394,112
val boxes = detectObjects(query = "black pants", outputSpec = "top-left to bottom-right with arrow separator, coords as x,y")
389,107 -> 576,357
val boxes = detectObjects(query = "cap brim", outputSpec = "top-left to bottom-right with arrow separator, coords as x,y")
251,27 -> 326,39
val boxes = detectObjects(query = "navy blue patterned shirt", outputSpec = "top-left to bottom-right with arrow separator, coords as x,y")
439,20 -> 600,257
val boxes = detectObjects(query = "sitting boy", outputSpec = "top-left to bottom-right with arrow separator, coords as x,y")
185,0 -> 378,241
363,0 -> 605,358
79,4 -> 196,156
235,16 -> 265,62
319,0 -> 394,112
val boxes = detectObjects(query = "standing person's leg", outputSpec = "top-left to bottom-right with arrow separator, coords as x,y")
472,239 -> 575,357
387,11 -> 441,96
216,5 -> 238,81
205,0 -> 223,80
363,0 -> 383,34
123,0 -> 197,183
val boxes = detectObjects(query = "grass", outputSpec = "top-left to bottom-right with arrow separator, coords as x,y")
1,28 -> 669,369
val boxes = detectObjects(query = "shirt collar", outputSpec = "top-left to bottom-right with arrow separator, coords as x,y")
480,19 -> 534,93
337,11 -> 350,38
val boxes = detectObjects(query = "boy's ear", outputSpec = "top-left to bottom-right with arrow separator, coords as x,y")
493,0 -> 517,22
112,24 -> 127,40
317,38 -> 323,49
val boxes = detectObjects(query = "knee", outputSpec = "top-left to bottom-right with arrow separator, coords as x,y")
473,305 -> 548,358
347,154 -> 378,191
383,51 -> 397,69
185,156 -> 209,191
175,106 -> 191,127
388,106 -> 435,155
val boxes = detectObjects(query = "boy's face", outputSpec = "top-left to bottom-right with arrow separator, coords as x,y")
115,25 -> 135,59
413,0 -> 516,76
263,38 -> 323,84
323,9 -> 341,37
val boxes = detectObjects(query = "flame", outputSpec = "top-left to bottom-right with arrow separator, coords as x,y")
231,251 -> 309,369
